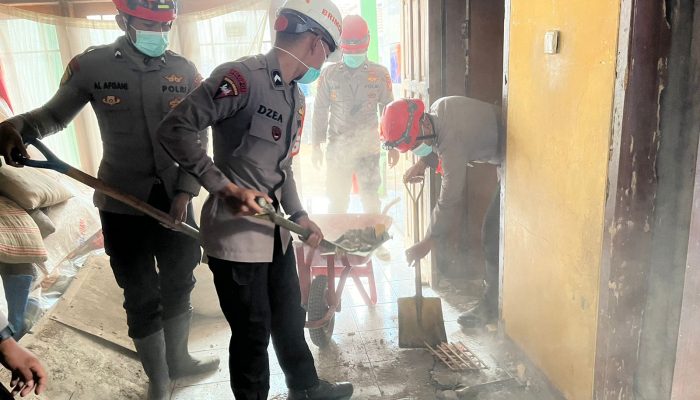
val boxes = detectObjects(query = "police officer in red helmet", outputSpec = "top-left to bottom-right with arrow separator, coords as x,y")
0,1 -> 217,399
381,96 -> 503,326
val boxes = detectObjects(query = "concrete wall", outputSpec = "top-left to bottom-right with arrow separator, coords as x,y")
502,0 -> 621,398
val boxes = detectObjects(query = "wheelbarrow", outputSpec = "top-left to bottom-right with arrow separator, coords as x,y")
255,200 -> 397,347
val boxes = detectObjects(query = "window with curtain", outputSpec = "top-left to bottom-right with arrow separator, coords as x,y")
0,18 -> 81,166
0,5 -> 123,171
0,1 -> 272,175
188,9 -> 271,78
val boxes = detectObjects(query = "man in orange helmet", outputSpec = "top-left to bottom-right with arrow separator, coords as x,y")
312,15 -> 394,215
380,96 -> 503,326
0,1 -> 217,398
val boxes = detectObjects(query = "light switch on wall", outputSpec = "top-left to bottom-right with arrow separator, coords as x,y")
544,30 -> 560,54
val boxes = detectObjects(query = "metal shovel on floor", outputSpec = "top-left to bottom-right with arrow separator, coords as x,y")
398,177 -> 447,348
15,137 -> 200,240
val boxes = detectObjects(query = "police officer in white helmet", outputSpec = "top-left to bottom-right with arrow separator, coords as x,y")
157,0 -> 353,398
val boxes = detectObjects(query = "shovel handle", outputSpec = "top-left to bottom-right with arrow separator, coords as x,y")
14,136 -> 71,173
406,179 -> 426,300
19,138 -> 200,240
252,201 -> 340,251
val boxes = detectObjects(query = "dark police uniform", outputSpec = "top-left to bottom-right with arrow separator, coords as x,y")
158,50 -> 321,399
6,36 -> 206,339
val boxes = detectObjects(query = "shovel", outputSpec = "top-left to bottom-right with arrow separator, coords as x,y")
253,198 -> 390,256
15,137 -> 200,240
398,177 -> 447,348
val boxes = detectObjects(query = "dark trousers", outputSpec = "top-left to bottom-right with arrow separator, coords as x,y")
482,186 -> 501,314
208,232 -> 318,400
100,184 -> 200,339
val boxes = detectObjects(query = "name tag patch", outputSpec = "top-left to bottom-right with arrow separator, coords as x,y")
94,81 -> 129,90
257,105 -> 284,123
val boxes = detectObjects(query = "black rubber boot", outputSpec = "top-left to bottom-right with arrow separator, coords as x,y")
133,330 -> 171,400
288,380 -> 354,400
163,310 -> 220,379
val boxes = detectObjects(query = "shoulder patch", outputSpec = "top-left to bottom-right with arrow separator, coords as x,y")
214,69 -> 248,99
60,57 -> 81,86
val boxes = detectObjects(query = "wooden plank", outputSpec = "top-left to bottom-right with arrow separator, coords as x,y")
49,255 -> 133,352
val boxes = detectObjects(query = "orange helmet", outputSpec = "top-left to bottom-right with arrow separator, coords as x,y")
113,0 -> 177,22
380,99 -> 426,153
340,15 -> 369,54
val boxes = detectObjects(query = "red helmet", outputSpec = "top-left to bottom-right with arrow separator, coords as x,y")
340,15 -> 370,54
113,0 -> 177,23
380,98 -> 426,153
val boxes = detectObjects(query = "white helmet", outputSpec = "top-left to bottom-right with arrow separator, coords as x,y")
275,0 -> 343,60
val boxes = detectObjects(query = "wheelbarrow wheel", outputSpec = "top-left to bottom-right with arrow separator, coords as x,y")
308,275 -> 335,347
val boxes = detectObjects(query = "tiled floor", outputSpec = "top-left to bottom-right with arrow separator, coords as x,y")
170,226 -> 563,400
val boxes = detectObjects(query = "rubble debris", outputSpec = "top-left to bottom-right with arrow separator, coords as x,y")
334,224 -> 390,253
431,368 -> 462,389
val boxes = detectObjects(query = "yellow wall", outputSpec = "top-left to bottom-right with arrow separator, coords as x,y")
503,1 -> 621,399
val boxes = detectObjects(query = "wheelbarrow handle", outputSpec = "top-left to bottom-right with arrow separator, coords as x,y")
18,138 -> 200,241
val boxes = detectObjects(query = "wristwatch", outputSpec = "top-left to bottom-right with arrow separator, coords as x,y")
0,324 -> 14,342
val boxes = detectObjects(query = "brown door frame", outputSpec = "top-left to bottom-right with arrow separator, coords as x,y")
594,0 -> 700,399
594,0 -> 670,397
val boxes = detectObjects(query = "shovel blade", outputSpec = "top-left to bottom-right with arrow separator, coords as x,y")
398,296 -> 447,348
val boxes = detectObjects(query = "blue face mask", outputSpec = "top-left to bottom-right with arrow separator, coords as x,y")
412,143 -> 433,157
132,29 -> 169,57
297,66 -> 321,84
343,53 -> 366,69
275,40 -> 326,85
